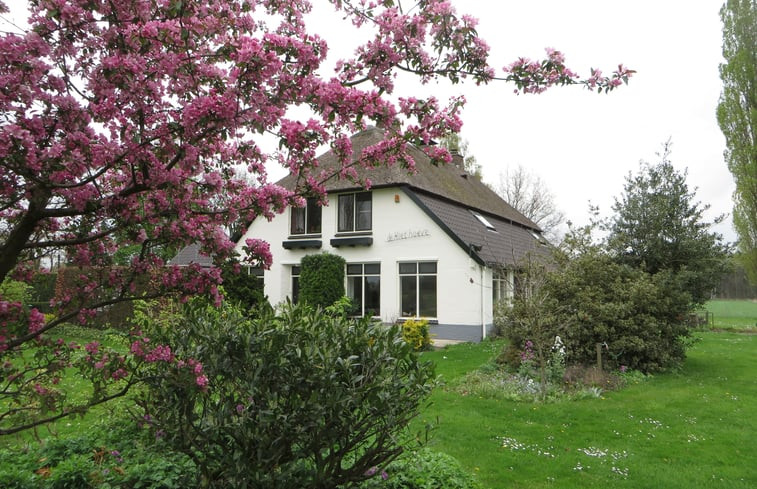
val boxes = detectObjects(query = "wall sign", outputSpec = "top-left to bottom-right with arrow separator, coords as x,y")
386,229 -> 431,242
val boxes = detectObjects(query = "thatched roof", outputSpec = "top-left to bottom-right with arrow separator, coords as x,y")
276,127 -> 541,231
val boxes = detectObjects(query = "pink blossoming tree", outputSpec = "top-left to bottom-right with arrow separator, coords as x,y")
0,0 -> 632,434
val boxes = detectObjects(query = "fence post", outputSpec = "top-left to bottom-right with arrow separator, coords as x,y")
596,343 -> 603,371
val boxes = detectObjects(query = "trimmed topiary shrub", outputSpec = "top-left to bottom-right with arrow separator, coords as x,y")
299,252 -> 346,308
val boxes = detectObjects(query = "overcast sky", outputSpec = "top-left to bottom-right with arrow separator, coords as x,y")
447,0 -> 734,242
4,1 -> 736,242
308,0 -> 735,242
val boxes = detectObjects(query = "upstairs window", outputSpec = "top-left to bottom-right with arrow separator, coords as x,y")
291,197 -> 321,235
338,192 -> 372,232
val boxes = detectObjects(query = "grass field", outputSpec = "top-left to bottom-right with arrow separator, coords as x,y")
416,333 -> 757,489
704,299 -> 757,330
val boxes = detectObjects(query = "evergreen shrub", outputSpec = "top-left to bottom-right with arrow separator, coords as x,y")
299,252 -> 346,308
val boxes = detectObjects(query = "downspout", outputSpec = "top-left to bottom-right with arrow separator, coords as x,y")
481,263 -> 486,340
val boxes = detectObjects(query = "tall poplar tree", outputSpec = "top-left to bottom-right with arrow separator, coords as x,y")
717,0 -> 757,283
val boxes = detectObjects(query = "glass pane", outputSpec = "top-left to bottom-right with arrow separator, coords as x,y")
364,276 -> 380,316
400,276 -> 417,317
348,276 -> 362,314
291,207 -> 305,234
364,263 -> 380,275
291,266 -> 300,275
346,264 -> 362,275
306,198 -> 321,234
419,262 -> 437,274
419,275 -> 437,317
292,276 -> 299,304
338,194 -> 354,232
356,192 -> 372,230
399,263 -> 416,275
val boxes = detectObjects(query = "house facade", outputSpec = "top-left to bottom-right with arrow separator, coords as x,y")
235,128 -> 548,342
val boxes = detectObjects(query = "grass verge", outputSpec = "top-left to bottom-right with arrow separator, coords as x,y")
415,332 -> 757,489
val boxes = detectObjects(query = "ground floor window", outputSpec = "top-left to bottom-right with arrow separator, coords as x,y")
492,269 -> 512,304
399,261 -> 437,318
346,263 -> 380,317
290,265 -> 300,304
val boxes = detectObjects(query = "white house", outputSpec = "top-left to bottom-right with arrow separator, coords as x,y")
235,128 -> 549,342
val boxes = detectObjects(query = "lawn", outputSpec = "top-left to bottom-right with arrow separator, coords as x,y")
417,332 -> 757,489
704,299 -> 757,330
3,322 -> 757,488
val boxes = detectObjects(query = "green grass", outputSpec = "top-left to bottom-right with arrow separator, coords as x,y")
416,333 -> 757,489
704,299 -> 757,330
0,325 -> 132,448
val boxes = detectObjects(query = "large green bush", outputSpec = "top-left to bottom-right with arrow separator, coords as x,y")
496,238 -> 693,374
299,252 -> 346,308
138,300 -> 436,488
545,248 -> 691,373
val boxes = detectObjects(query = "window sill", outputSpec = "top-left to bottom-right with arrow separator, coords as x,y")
330,237 -> 373,247
335,231 -> 373,237
282,239 -> 322,250
396,318 -> 439,324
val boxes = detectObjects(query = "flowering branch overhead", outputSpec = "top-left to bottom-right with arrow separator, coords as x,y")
0,0 -> 632,433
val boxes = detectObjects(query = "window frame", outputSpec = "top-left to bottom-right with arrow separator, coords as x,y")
492,268 -> 513,305
290,197 -> 322,236
346,263 -> 381,318
337,192 -> 372,233
398,261 -> 437,319
290,265 -> 301,304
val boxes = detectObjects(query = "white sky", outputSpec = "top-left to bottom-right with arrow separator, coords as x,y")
3,0 -> 736,241
450,0 -> 734,242
306,0 -> 736,242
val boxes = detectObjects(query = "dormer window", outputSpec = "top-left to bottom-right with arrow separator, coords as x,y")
338,192 -> 372,232
472,211 -> 496,231
291,197 -> 321,235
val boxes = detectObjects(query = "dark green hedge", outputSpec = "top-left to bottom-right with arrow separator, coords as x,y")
299,253 -> 346,308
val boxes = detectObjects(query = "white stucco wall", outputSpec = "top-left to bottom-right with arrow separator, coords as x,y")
235,186 -> 494,340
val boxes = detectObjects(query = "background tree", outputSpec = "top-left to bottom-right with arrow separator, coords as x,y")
606,143 -> 730,306
493,165 -> 566,242
717,0 -> 757,284
0,0 -> 632,434
440,133 -> 482,178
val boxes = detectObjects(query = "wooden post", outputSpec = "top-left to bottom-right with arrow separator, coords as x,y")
596,343 -> 603,371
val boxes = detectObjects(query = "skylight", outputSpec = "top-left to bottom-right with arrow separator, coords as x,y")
472,211 -> 496,231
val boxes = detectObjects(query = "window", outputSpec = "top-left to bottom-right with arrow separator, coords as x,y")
492,269 -> 512,304
399,261 -> 437,318
290,265 -> 301,304
346,263 -> 380,317
338,192 -> 372,232
291,197 -> 321,235
472,211 -> 496,231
